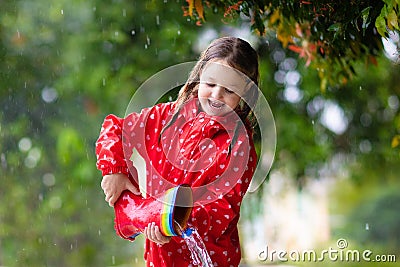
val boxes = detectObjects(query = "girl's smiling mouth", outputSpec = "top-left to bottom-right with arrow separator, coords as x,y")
208,99 -> 225,110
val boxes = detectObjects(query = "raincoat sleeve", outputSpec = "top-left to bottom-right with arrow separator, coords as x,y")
96,114 -> 130,176
95,102 -> 174,177
190,133 -> 258,254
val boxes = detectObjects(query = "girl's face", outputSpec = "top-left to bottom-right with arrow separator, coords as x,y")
198,59 -> 248,117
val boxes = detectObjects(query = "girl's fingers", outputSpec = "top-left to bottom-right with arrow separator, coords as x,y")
105,193 -> 114,207
144,223 -> 153,241
105,193 -> 111,203
149,223 -> 157,241
108,195 -> 116,207
126,181 -> 141,195
144,223 -> 170,245
154,226 -> 170,244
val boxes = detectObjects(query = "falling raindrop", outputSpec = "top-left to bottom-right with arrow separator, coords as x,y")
61,9 -> 64,15
311,120 -> 315,125
359,86 -> 362,90
156,15 -> 160,26
122,9 -> 126,17
365,223 -> 369,230
112,256 -> 115,265
103,78 -> 106,86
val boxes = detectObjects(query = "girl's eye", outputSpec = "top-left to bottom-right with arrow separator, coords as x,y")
206,83 -> 215,87
225,88 -> 234,94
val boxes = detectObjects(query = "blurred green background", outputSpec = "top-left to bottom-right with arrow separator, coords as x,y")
1,0 -> 399,266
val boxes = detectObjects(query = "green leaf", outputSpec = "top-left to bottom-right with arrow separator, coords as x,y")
375,15 -> 388,37
320,76 -> 328,93
392,135 -> 400,148
380,3 -> 389,17
328,23 -> 343,40
361,6 -> 372,34
387,9 -> 399,30
383,0 -> 394,11
327,23 -> 342,32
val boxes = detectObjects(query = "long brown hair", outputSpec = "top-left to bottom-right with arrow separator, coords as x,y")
160,37 -> 259,143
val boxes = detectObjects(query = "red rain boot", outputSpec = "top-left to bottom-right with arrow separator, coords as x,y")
113,184 -> 193,241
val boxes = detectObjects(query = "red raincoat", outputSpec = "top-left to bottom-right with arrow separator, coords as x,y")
96,98 -> 257,267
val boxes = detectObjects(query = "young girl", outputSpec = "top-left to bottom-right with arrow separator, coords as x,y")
96,36 -> 259,267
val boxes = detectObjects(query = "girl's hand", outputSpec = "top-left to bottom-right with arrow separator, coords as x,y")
101,173 -> 140,207
144,222 -> 172,245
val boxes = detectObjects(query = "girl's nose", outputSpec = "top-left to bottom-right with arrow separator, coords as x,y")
211,86 -> 224,99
